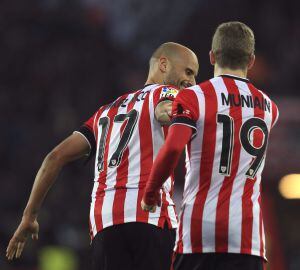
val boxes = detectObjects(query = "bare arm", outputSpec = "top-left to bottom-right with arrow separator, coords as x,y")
23,132 -> 90,218
6,132 -> 90,260
155,100 -> 173,125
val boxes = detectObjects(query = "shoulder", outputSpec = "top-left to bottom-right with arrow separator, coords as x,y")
177,85 -> 201,99
197,77 -> 221,91
151,85 -> 180,106
172,87 -> 201,113
251,86 -> 279,110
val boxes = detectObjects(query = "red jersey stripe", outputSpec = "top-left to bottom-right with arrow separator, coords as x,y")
190,81 -> 217,252
240,176 -> 255,253
136,91 -> 152,223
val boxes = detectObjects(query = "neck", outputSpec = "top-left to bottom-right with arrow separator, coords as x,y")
145,71 -> 164,85
145,77 -> 158,85
214,65 -> 248,79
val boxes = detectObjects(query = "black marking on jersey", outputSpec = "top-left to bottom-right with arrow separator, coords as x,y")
221,93 -> 270,113
120,98 -> 129,107
129,91 -> 150,104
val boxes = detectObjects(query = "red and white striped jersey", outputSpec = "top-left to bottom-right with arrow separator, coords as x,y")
76,84 -> 179,239
171,75 -> 279,260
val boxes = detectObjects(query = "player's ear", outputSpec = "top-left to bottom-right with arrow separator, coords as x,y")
158,57 -> 168,73
248,54 -> 255,70
209,50 -> 216,66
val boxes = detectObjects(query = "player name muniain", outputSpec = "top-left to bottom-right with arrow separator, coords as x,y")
221,92 -> 270,113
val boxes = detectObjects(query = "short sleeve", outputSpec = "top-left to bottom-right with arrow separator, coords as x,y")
74,111 -> 98,157
170,89 -> 199,136
153,85 -> 179,109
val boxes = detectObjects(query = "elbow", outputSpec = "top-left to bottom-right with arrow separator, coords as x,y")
45,149 -> 66,167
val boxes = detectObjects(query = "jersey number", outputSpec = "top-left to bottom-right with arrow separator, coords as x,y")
217,114 -> 269,179
97,109 -> 139,172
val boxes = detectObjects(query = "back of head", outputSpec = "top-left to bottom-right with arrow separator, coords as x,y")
212,21 -> 255,70
149,42 -> 193,68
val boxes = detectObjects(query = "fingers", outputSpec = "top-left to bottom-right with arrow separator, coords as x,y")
15,242 -> 25,258
7,249 -> 16,261
6,219 -> 39,260
143,204 -> 156,213
166,104 -> 173,116
6,228 -> 28,260
32,233 -> 39,241
6,238 -> 26,260
6,238 -> 18,260
141,200 -> 157,213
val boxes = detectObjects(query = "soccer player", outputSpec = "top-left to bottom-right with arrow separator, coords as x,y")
142,22 -> 279,270
6,42 -> 199,270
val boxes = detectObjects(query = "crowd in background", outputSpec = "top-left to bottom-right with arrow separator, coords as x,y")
1,0 -> 299,269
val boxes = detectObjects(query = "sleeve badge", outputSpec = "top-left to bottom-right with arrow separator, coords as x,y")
160,87 -> 179,99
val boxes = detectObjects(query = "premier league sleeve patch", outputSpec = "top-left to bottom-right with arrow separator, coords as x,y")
160,87 -> 179,99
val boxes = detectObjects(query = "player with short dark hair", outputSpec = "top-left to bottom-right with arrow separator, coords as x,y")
142,22 -> 279,270
6,42 -> 199,270
212,21 -> 255,69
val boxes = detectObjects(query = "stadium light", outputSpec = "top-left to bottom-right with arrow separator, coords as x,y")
279,174 -> 300,199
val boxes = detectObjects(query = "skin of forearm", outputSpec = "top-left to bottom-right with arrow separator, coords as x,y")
21,133 -> 90,220
157,111 -> 171,125
23,151 -> 65,219
155,100 -> 172,125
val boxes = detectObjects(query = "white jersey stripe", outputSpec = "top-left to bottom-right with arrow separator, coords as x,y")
90,181 -> 99,236
148,90 -> 163,224
123,94 -> 143,223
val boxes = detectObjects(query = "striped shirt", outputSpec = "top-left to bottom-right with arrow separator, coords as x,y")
171,75 -> 279,260
76,84 -> 179,239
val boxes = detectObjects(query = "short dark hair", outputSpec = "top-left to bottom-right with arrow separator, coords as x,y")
212,21 -> 255,70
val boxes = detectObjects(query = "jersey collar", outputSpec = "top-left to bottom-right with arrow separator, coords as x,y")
144,83 -> 156,87
219,74 -> 250,83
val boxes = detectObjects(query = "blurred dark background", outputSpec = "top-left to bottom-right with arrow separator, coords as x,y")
1,0 -> 299,269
